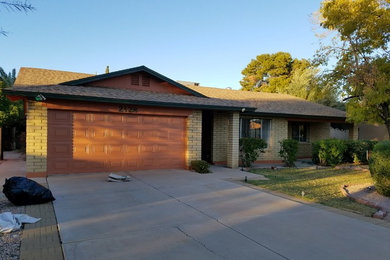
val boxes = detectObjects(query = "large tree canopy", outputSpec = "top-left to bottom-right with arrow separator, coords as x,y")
317,0 -> 390,138
240,52 -> 309,93
240,52 -> 339,106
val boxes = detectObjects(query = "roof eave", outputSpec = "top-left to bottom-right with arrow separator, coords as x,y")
242,111 -> 346,122
60,66 -> 207,98
4,89 -> 255,112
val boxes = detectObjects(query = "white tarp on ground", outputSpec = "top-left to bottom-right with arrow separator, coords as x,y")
0,212 -> 40,233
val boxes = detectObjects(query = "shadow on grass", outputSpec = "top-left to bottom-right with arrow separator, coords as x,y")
248,167 -> 377,217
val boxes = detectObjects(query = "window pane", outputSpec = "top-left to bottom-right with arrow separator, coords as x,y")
240,118 -> 249,138
292,123 -> 300,141
291,122 -> 308,142
262,119 -> 271,145
249,119 -> 262,139
240,117 -> 271,147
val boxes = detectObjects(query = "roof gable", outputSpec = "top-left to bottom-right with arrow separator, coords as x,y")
61,66 -> 206,97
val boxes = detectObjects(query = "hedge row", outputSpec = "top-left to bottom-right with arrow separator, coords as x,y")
369,140 -> 390,196
312,139 -> 377,166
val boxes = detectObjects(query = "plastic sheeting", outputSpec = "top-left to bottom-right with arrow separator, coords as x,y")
0,212 -> 40,233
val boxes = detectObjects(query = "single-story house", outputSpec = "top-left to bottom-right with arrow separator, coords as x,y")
5,66 -> 354,177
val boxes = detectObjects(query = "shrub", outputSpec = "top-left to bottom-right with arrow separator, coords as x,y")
239,138 -> 267,167
312,139 -> 347,166
191,160 -> 210,174
344,140 -> 377,164
369,141 -> 390,196
279,139 -> 299,167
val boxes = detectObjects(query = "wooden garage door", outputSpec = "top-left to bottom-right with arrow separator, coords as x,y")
47,110 -> 186,174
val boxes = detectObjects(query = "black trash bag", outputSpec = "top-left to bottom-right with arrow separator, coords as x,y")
2,177 -> 55,205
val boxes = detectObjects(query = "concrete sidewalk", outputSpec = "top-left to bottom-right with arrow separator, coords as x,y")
49,167 -> 390,260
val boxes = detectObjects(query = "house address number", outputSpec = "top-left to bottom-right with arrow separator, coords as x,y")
118,105 -> 138,113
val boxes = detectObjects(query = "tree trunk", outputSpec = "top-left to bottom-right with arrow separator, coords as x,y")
381,103 -> 390,140
385,121 -> 390,140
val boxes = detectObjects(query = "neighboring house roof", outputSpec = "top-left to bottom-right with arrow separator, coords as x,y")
7,66 -> 346,120
14,67 -> 94,86
182,84 -> 346,120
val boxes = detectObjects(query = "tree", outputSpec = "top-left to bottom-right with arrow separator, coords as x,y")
316,0 -> 390,138
240,52 -> 339,106
0,67 -> 24,150
240,52 -> 309,93
0,1 -> 35,36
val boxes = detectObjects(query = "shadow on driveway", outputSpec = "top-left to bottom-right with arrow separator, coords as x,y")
49,168 -> 390,260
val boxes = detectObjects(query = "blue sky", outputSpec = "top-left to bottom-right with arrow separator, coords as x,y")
1,0 -> 323,89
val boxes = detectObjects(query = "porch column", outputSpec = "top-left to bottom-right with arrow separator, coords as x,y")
349,124 -> 358,140
227,112 -> 240,168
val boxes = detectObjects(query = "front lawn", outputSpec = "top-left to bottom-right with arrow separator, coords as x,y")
249,167 -> 377,217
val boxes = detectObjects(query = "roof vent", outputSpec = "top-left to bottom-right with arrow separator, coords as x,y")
131,75 -> 139,85
177,80 -> 200,86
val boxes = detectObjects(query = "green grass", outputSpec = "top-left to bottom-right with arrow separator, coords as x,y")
249,168 -> 377,217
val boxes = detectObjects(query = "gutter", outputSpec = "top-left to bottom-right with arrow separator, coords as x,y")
242,111 -> 346,122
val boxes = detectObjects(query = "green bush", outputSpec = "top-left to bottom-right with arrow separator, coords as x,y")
279,139 -> 299,167
369,141 -> 390,197
312,139 -> 347,166
191,160 -> 210,173
239,138 -> 267,167
344,140 -> 377,164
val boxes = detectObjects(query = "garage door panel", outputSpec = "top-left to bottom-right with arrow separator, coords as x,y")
48,110 -> 186,174
124,115 -> 140,124
49,160 -> 72,173
48,143 -> 73,157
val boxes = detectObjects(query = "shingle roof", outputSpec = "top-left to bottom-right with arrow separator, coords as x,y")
7,85 -> 254,111
14,67 -> 94,86
8,67 -> 346,120
182,84 -> 346,119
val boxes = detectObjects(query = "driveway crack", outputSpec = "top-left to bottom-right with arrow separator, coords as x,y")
131,174 -> 290,260
176,226 -> 225,259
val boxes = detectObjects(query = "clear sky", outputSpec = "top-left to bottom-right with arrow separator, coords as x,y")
1,0 -> 324,89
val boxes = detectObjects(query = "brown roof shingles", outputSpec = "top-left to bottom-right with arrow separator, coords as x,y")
9,84 -> 251,110
14,67 -> 94,86
10,67 -> 346,119
183,85 -> 346,119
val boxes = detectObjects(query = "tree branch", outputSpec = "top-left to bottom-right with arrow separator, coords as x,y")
0,1 -> 35,12
342,95 -> 361,101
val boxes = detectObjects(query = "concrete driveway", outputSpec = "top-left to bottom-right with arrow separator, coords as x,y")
48,167 -> 390,260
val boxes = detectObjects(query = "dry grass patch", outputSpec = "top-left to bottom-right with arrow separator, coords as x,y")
249,168 -> 377,217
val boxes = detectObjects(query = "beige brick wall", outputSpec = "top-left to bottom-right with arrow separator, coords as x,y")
213,116 -> 289,163
186,110 -> 202,166
212,112 -> 229,162
227,112 -> 239,168
292,122 -> 331,158
26,101 -> 47,174
311,122 -> 331,142
261,118 -> 288,161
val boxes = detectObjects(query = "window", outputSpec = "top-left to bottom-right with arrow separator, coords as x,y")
240,117 -> 271,145
291,122 -> 309,142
